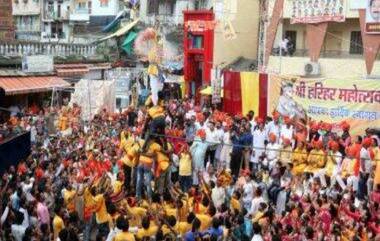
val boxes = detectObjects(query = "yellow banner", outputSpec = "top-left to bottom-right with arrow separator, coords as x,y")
267,75 -> 380,134
240,72 -> 259,116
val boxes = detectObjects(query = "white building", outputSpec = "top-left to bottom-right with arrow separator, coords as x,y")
12,0 -> 42,41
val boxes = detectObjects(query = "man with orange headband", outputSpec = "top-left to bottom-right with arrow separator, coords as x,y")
266,112 -> 281,143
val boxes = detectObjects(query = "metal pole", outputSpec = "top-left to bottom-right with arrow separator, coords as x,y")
279,43 -> 282,74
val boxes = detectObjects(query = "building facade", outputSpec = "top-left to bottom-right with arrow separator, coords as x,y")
0,0 -> 15,40
12,0 -> 41,41
10,0 -> 120,43
264,0 -> 380,78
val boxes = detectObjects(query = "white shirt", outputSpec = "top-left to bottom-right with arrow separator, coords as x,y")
266,121 -> 280,142
251,234 -> 264,241
252,128 -> 267,163
206,128 -> 220,148
266,143 -> 281,161
249,196 -> 265,216
222,132 -> 231,145
243,181 -> 257,210
211,186 -> 226,208
360,147 -> 372,174
11,208 -> 29,241
279,125 -> 293,144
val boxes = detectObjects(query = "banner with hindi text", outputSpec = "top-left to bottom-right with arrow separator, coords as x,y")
267,75 -> 380,134
290,0 -> 346,24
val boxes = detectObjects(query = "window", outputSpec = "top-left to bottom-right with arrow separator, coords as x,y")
349,31 -> 363,54
88,1 -> 92,14
190,35 -> 204,49
285,30 -> 297,50
148,0 -> 159,14
147,0 -> 175,15
77,2 -> 86,10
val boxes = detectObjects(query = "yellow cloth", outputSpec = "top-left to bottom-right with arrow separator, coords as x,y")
292,147 -> 308,176
179,153 -> 192,176
126,205 -> 147,227
147,64 -> 159,76
162,224 -> 178,236
325,151 -> 337,177
373,147 -> 380,187
140,141 -> 161,166
177,222 -> 192,235
305,149 -> 326,173
114,231 -> 136,241
63,189 -> 76,213
59,115 -> 68,131
148,105 -> 165,119
196,214 -> 212,232
230,197 -> 241,212
341,157 -> 356,178
113,180 -> 123,194
157,151 -> 170,171
279,145 -> 293,164
240,72 -> 259,116
94,194 -> 110,224
136,225 -> 158,239
252,211 -> 264,223
53,215 -> 65,240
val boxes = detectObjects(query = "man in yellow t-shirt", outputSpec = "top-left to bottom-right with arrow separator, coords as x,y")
179,150 -> 192,192
136,140 -> 161,200
93,192 -> 111,239
136,216 -> 158,240
53,206 -> 65,241
196,206 -> 216,232
177,212 -> 195,236
114,216 -> 136,241
63,185 -> 76,214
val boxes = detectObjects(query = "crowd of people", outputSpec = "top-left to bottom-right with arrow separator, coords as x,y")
0,95 -> 380,241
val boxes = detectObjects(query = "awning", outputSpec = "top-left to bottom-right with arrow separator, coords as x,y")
98,18 -> 139,42
55,64 -> 89,77
121,30 -> 138,54
0,76 -> 70,95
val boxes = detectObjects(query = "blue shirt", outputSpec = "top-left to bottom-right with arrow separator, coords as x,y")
204,227 -> 223,238
184,231 -> 201,241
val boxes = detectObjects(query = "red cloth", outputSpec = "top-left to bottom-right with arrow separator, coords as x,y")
223,71 -> 242,115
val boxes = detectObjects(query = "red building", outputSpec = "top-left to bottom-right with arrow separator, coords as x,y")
183,10 -> 214,101
0,0 -> 15,40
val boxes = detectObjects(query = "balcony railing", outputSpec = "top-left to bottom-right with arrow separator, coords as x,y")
44,11 -> 69,20
0,40 -> 97,57
16,25 -> 40,32
271,48 -> 370,59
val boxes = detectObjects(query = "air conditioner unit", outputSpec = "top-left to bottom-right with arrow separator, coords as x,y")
304,61 -> 321,77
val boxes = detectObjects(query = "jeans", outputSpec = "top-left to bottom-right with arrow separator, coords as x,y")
83,215 -> 94,241
357,172 -> 370,200
136,165 -> 153,200
179,175 -> 193,192
155,168 -> 171,195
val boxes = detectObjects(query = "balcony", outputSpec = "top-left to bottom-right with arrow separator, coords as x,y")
267,54 -> 380,79
44,11 -> 70,21
70,9 -> 90,21
15,24 -> 40,32
0,40 -> 97,57
271,48 -> 365,59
